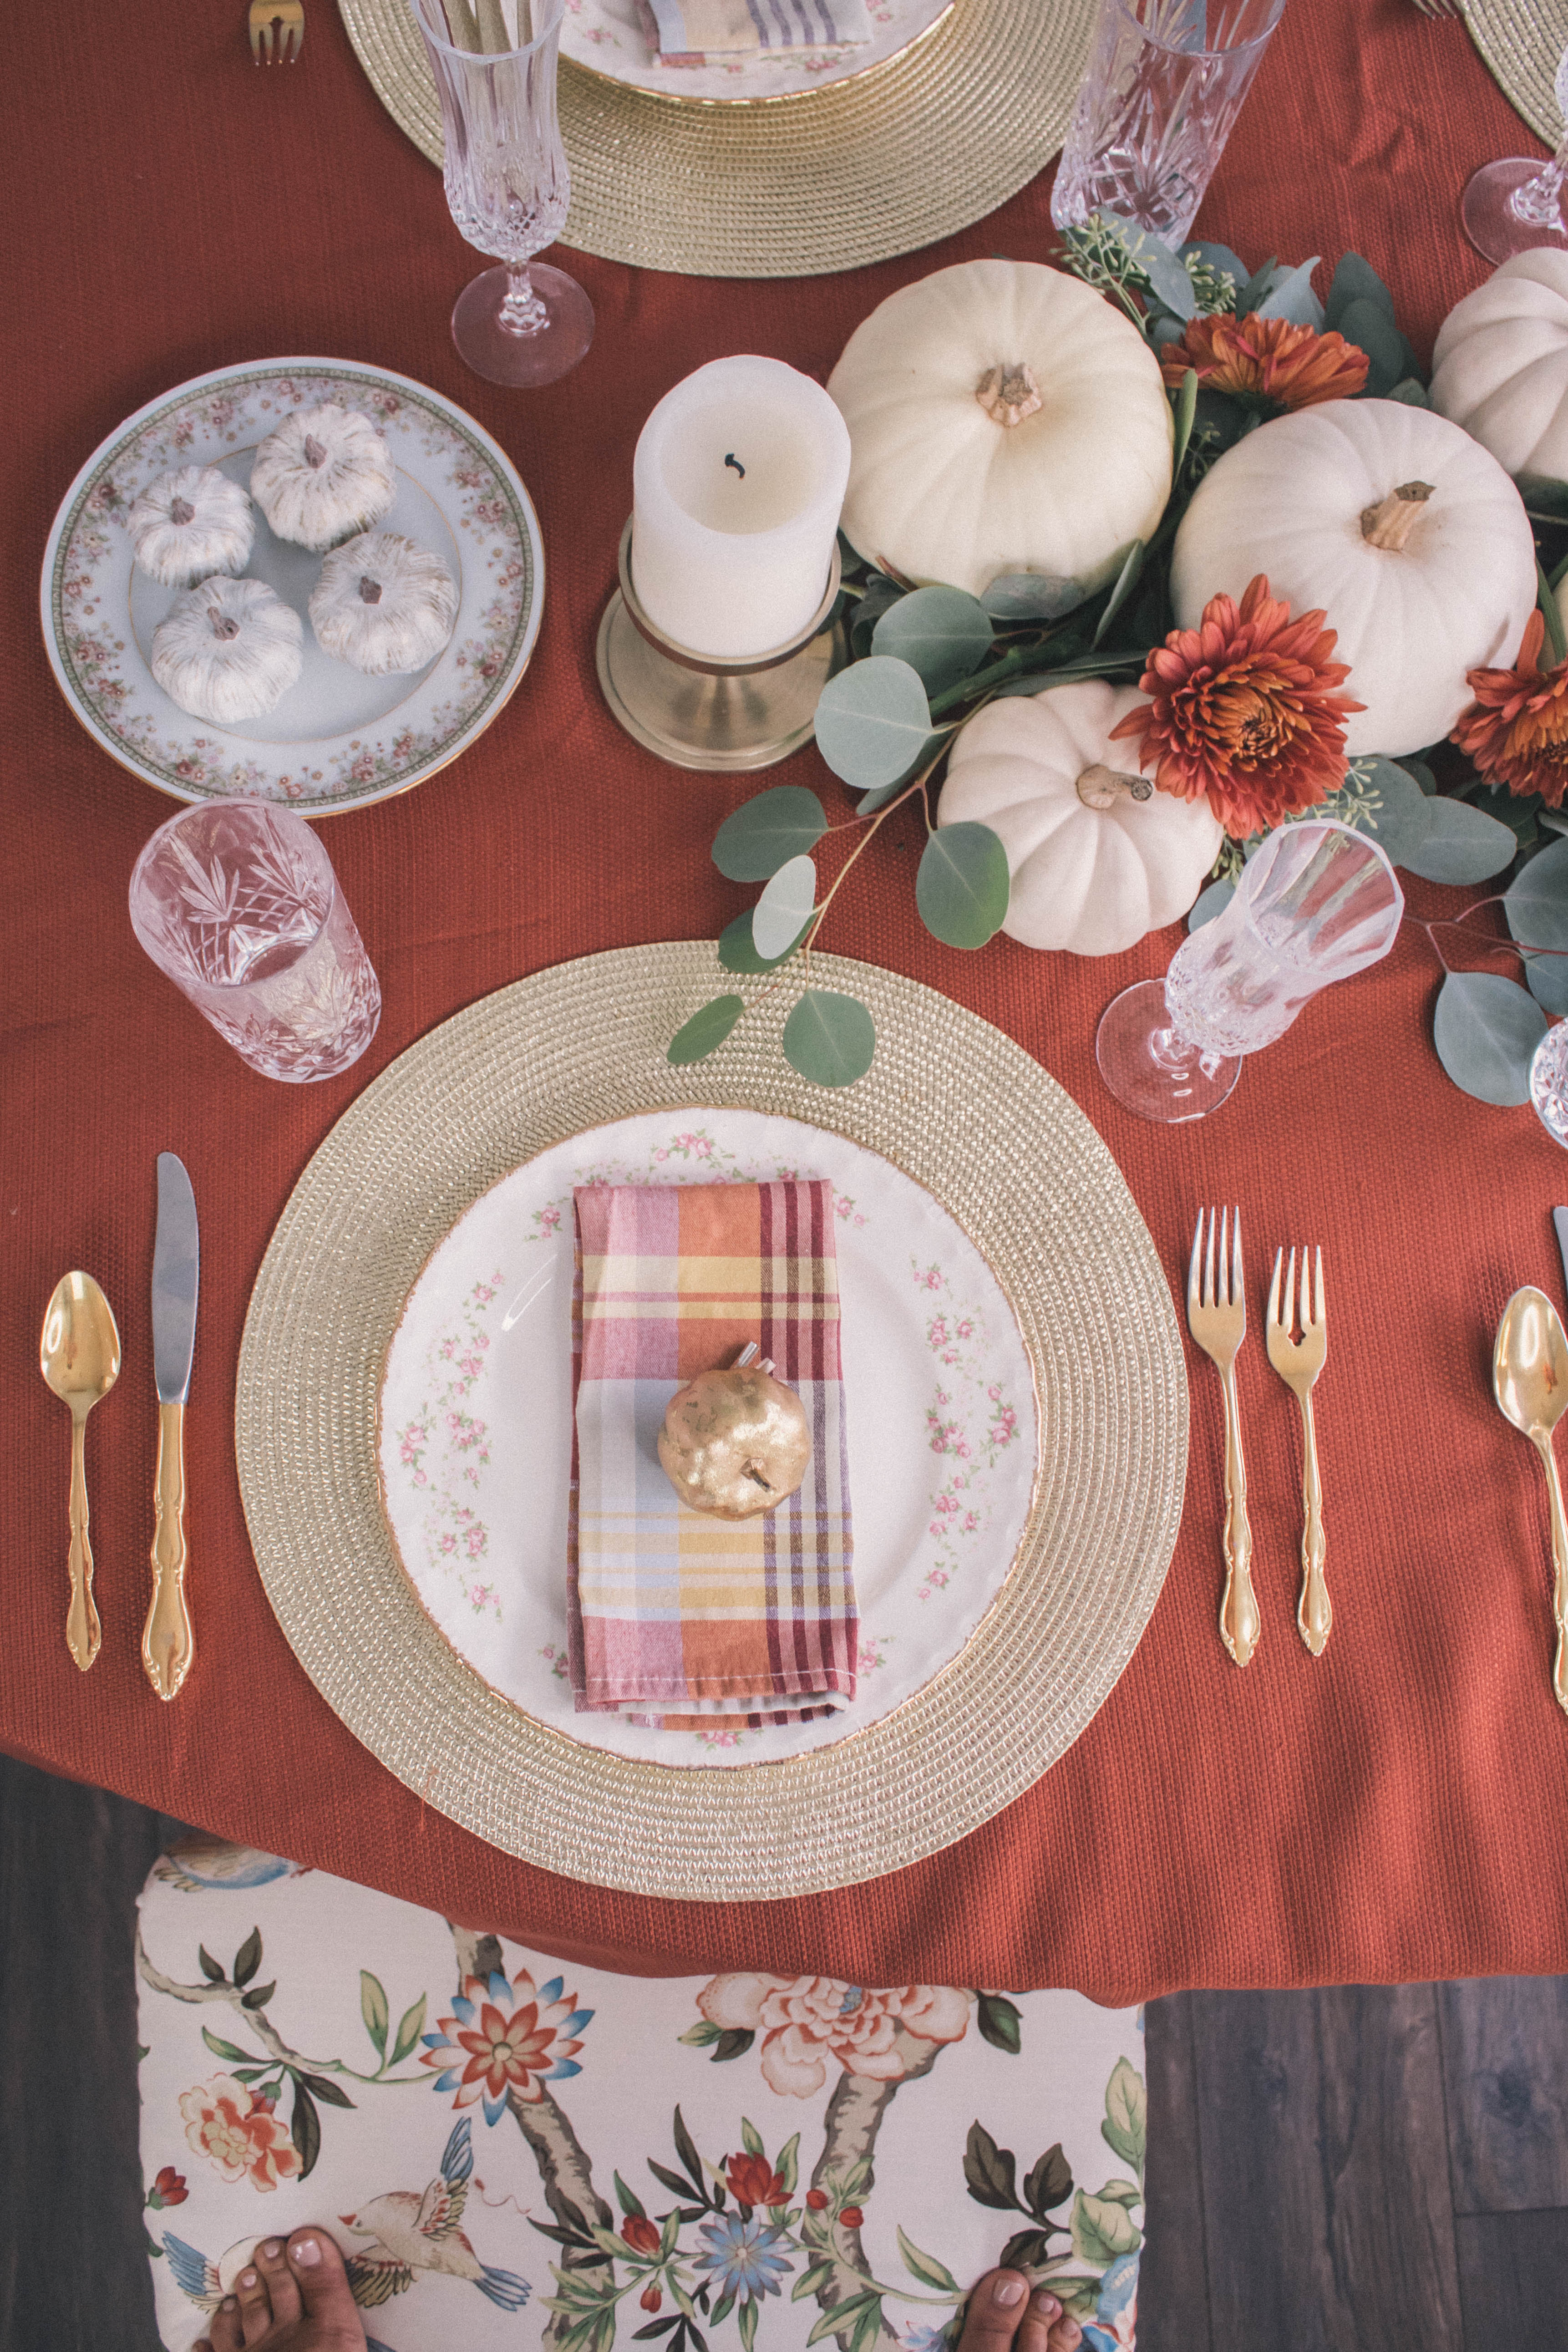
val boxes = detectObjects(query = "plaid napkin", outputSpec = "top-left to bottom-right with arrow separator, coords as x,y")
640,0 -> 873,67
567,1180 -> 857,1730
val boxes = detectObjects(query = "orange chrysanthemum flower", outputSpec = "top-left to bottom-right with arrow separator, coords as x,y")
1451,609 -> 1568,807
1110,574 -> 1364,838
1160,313 -> 1370,411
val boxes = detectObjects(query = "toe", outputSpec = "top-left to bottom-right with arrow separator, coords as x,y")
958,2269 -> 1031,2352
208,2296 -> 244,2352
234,2262 -> 274,2345
285,2228 -> 363,2339
1047,2318 -> 1082,2352
1016,2286 -> 1065,2352
254,2237 -> 302,2329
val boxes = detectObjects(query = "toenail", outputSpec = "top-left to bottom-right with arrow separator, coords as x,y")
292,2236 -> 321,2266
993,2277 -> 1027,2308
259,2240 -> 282,2259
239,2270 -> 258,2288
221,2297 -> 238,2311
1031,2293 -> 1060,2318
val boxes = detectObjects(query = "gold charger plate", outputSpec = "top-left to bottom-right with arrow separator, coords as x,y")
336,0 -> 1099,278
235,944 -> 1187,1901
1464,0 -> 1568,145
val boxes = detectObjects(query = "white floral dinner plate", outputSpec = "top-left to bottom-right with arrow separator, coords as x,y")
377,1109 -> 1038,1769
41,359 -> 543,814
563,0 -> 952,105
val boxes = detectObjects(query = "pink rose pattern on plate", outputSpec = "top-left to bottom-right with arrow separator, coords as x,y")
51,368 -> 535,809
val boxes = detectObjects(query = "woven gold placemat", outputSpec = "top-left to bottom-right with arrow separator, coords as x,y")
1466,0 -> 1568,145
235,944 -> 1186,1901
336,0 -> 1097,277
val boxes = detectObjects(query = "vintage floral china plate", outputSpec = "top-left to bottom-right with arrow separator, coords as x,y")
377,1109 -> 1039,1770
41,359 -> 543,813
563,0 -> 953,106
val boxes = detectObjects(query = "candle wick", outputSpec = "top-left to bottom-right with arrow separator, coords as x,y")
724,453 -> 746,478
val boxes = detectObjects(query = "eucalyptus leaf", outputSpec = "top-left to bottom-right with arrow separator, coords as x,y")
1385,377 -> 1432,408
1525,951 -> 1568,1015
1541,560 -> 1568,665
1182,239 -> 1249,297
1235,255 -> 1279,315
1395,757 -> 1437,796
981,573 -> 1088,623
1507,834 -> 1568,950
717,908 -> 807,974
1256,256 -> 1324,329
1101,212 -> 1198,320
1092,540 -> 1148,648
1356,758 -> 1434,867
850,573 -> 908,659
990,651 -> 1145,696
1520,472 -> 1568,525
814,656 -> 934,791
1433,971 -> 1546,1105
752,854 -> 817,961
1147,313 -> 1189,350
711,786 -> 826,883
857,737 -> 946,813
1337,296 -> 1411,396
872,584 -> 995,695
1324,251 -> 1398,333
781,990 -> 876,1087
667,995 -> 745,1067
1187,878 -> 1235,930
916,823 -> 1010,949
1395,795 -> 1516,884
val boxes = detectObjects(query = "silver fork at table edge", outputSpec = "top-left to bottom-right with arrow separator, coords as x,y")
1187,1206 -> 1259,1666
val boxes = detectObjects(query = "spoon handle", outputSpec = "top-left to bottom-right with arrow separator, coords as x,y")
1218,1361 -> 1259,1666
65,1412 -> 101,1672
1296,1389 -> 1330,1657
143,1399 -> 194,1702
1535,1434 -> 1568,1718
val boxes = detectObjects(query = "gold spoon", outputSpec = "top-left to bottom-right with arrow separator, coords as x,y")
1493,1285 -> 1568,1718
39,1272 -> 122,1672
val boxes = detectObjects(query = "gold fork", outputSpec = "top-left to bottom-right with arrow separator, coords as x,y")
1267,1247 -> 1330,1657
249,0 -> 304,61
1187,1207 -> 1259,1666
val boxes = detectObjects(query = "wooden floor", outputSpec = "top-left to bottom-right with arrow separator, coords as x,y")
3,1754 -> 1567,2352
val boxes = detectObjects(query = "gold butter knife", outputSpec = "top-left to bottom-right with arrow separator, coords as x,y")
144,1153 -> 198,1700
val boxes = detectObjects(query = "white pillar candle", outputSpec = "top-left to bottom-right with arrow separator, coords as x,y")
630,355 -> 851,660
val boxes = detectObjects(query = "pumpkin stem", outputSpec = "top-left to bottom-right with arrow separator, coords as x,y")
1076,762 -> 1153,808
1360,481 -> 1435,551
975,363 -> 1043,428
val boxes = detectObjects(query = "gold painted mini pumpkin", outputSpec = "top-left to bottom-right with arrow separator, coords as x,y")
658,1348 -> 812,1520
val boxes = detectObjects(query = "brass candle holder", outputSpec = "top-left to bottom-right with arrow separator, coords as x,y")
595,519 -> 848,772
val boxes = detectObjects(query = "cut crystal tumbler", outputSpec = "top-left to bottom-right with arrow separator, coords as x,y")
129,802 -> 381,1082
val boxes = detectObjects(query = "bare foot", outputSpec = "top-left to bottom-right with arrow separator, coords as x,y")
958,2267 -> 1083,2352
195,2230 -> 365,2352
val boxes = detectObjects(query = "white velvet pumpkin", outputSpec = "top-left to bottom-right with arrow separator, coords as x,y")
939,682 -> 1223,955
1431,249 -> 1568,480
827,259 -> 1173,599
1169,399 -> 1537,757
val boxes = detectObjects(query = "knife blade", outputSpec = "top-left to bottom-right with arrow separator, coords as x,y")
143,1152 -> 198,1701
1554,1208 -> 1568,1311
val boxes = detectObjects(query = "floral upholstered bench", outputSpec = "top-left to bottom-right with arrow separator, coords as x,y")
137,1838 -> 1144,2352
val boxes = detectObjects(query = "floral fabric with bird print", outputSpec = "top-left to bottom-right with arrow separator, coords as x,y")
138,1839 -> 1144,2352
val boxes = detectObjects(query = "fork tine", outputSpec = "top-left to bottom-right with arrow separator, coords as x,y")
1313,1245 -> 1324,1330
1188,1210 -> 1205,1316
1285,1244 -> 1297,1341
1268,1245 -> 1283,1331
250,15 -> 263,58
263,17 -> 274,60
1230,1205 -> 1243,1309
288,15 -> 303,57
1206,1208 -> 1218,1311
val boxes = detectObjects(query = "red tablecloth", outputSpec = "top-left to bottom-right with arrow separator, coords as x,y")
6,0 -> 1566,2002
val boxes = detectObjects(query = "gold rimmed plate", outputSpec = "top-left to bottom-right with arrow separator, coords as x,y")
40,359 -> 544,815
235,944 -> 1187,1900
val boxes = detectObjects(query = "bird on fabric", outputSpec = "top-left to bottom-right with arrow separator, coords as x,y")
339,2116 -> 532,2311
152,1835 -> 306,1894
160,2232 -> 397,2349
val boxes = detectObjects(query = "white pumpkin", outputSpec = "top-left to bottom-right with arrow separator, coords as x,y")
1431,249 -> 1568,480
939,681 -> 1223,955
1169,399 -> 1537,757
827,259 -> 1173,600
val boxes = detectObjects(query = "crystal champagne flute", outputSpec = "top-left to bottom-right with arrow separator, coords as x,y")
411,0 -> 594,389
1096,819 -> 1404,1123
1462,44 -> 1568,264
